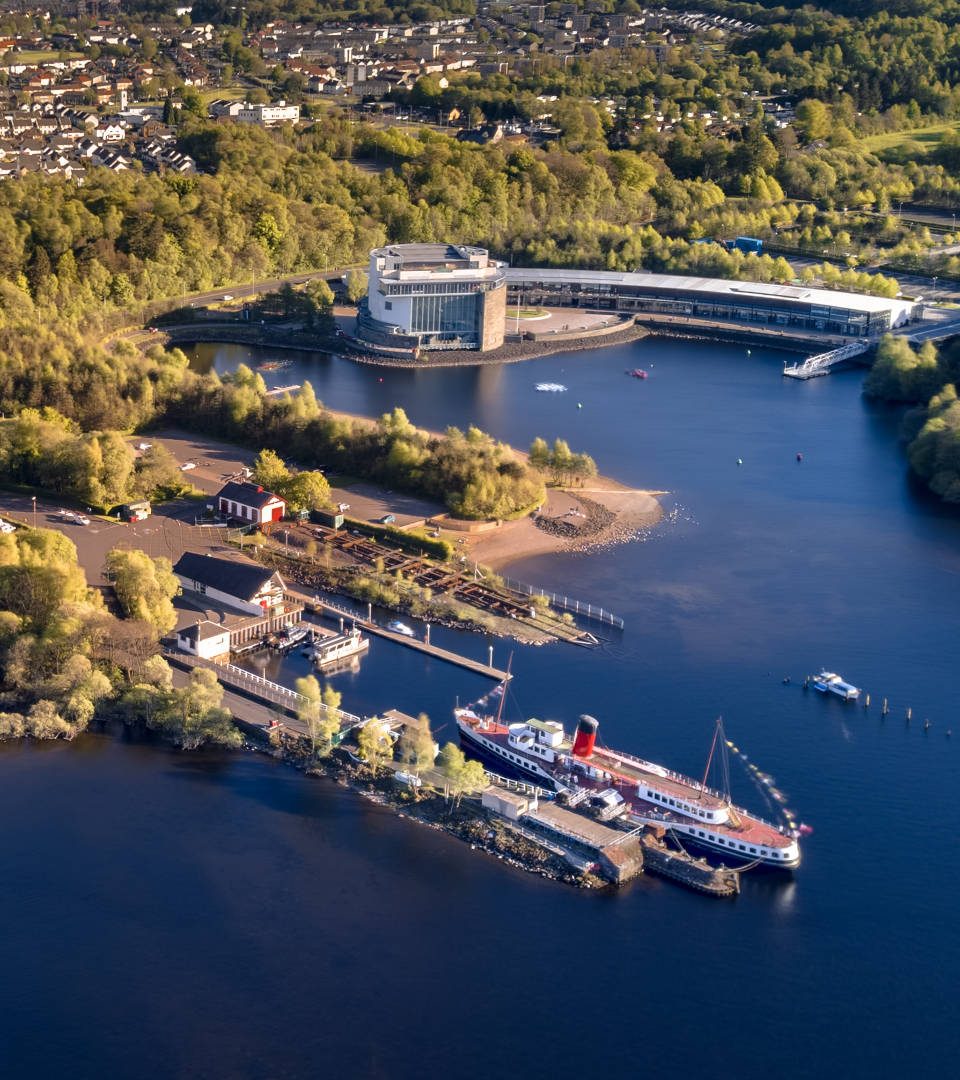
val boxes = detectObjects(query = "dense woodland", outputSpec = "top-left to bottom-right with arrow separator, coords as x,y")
865,335 -> 960,502
0,525 -> 240,747
4,2 -> 960,505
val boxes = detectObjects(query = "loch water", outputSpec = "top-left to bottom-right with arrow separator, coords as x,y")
3,337 -> 959,1079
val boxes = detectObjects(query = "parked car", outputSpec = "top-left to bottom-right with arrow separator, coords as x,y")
380,514 -> 396,525
0,520 -> 15,533
179,461 -> 197,471
338,502 -> 350,511
76,515 -> 91,526
136,441 -> 153,451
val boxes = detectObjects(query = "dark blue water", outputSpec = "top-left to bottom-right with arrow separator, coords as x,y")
4,338 -> 959,1078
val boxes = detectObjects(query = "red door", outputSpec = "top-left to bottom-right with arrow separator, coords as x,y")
272,505 -> 283,522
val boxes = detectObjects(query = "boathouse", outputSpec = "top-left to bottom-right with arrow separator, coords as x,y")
214,481 -> 286,526
174,552 -> 287,615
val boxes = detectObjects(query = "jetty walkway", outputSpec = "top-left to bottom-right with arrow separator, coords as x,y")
295,593 -> 512,682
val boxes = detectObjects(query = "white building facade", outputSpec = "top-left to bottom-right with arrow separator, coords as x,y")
358,243 -> 507,352
236,101 -> 300,126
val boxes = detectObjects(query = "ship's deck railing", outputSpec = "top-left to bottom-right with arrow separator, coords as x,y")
581,747 -> 788,834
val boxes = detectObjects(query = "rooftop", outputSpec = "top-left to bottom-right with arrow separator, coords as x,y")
178,619 -> 230,643
505,267 -> 916,317
174,551 -> 280,601
216,480 -> 284,509
377,243 -> 475,266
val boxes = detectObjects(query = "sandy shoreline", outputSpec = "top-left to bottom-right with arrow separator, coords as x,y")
464,479 -> 666,571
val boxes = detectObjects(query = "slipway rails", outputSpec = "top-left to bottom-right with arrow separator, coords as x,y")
321,527 -> 537,621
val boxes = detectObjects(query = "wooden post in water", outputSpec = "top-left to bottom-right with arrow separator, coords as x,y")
488,645 -> 494,670
881,697 -> 889,716
906,706 -> 912,722
864,693 -> 870,708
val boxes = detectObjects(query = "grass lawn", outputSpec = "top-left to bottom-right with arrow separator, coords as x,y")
4,49 -> 84,64
197,84 -> 249,104
862,121 -> 960,154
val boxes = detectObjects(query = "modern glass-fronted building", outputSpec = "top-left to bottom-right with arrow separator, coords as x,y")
358,244 -> 507,352
505,268 -> 918,338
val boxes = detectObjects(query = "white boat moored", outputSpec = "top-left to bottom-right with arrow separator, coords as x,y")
813,671 -> 860,700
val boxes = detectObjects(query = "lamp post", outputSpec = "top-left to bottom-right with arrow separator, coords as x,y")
31,495 -> 36,528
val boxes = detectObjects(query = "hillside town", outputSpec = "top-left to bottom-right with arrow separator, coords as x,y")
0,2 -> 782,180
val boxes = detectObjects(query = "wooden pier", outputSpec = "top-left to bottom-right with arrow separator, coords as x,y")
296,594 -> 512,682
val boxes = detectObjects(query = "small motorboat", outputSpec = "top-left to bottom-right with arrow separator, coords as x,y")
812,670 -> 860,700
387,620 -> 416,637
535,382 -> 567,392
626,368 -> 648,379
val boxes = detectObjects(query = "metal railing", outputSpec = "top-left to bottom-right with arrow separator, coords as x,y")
783,340 -> 870,379
484,769 -> 554,798
165,649 -> 361,725
501,575 -> 624,629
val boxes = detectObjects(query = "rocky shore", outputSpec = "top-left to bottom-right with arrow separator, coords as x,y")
270,745 -> 607,889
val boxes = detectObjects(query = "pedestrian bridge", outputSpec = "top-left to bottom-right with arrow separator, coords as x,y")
782,341 -> 871,380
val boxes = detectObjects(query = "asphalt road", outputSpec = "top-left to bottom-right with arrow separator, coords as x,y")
0,493 -> 230,585
148,429 -> 444,528
174,267 -> 358,311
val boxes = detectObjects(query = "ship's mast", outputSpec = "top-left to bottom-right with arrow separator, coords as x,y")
493,653 -> 513,727
698,717 -> 723,799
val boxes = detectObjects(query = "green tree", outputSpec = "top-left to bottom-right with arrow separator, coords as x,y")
105,549 -> 179,635
252,448 -> 291,492
397,712 -> 436,774
864,335 -> 942,403
152,667 -> 240,749
437,742 -> 488,807
282,470 -> 331,512
357,716 -> 393,775
345,269 -> 368,304
295,673 -> 323,754
133,443 -> 185,499
529,436 -> 550,469
795,99 -> 831,143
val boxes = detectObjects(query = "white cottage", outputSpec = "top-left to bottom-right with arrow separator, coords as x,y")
176,619 -> 231,660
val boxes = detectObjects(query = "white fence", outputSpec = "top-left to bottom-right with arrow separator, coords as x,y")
501,575 -> 625,629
